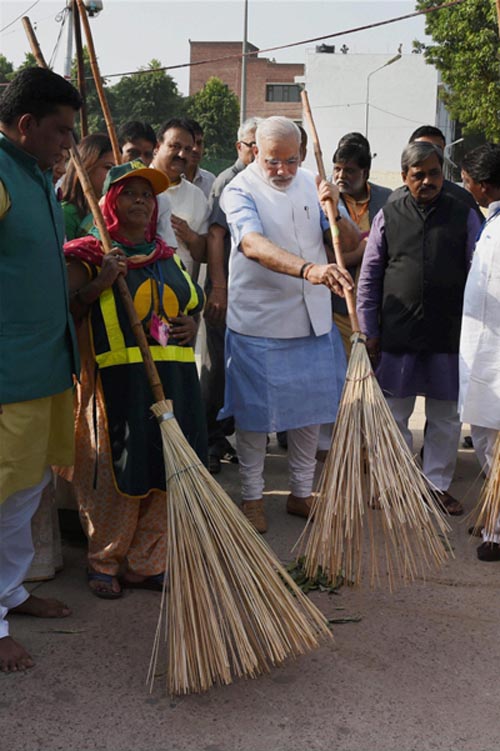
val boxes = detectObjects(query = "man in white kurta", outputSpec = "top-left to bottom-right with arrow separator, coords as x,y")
459,143 -> 500,560
152,118 -> 209,277
219,116 -> 360,533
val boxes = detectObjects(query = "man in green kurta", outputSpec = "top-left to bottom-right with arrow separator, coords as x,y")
0,68 -> 82,672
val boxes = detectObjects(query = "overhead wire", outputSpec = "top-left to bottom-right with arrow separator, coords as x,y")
92,0 -> 467,81
48,6 -> 69,69
0,0 -> 41,34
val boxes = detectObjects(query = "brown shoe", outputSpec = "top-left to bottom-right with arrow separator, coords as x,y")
241,499 -> 267,533
434,490 -> 464,516
286,493 -> 314,519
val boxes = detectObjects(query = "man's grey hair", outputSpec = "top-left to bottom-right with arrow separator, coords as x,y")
237,117 -> 262,142
256,116 -> 301,149
401,141 -> 443,174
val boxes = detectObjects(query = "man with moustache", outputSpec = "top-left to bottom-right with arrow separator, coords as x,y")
152,118 -> 208,276
219,116 -> 359,532
183,118 -> 215,199
357,141 -> 482,515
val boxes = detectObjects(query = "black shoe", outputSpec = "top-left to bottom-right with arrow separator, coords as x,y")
277,431 -> 288,450
477,542 -> 500,562
220,437 -> 238,463
463,435 -> 474,449
208,454 -> 221,475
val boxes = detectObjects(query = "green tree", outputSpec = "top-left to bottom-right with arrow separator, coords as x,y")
187,77 -> 240,163
70,46 -> 112,135
14,52 -> 38,73
0,54 -> 15,83
109,60 -> 185,133
416,0 -> 500,139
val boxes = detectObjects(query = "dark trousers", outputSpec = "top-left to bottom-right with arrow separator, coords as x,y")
199,318 -> 234,453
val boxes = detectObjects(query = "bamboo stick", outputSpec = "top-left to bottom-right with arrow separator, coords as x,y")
301,89 -> 360,332
22,16 -> 165,404
75,0 -> 121,163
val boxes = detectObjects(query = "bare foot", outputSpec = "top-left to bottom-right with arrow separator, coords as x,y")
0,636 -> 34,672
10,595 -> 71,618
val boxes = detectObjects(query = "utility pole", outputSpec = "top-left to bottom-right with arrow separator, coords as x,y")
240,0 -> 248,124
73,0 -> 88,136
63,0 -> 74,79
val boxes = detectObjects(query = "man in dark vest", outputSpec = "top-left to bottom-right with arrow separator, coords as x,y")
357,141 -> 482,515
0,68 -> 81,672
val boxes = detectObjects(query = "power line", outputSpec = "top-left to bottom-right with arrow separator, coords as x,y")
0,0 -> 41,34
48,6 -> 69,68
93,0 -> 466,81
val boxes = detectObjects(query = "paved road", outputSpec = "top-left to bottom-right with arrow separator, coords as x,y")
3,405 -> 499,751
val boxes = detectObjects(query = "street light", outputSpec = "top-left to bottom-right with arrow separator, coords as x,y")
365,53 -> 401,138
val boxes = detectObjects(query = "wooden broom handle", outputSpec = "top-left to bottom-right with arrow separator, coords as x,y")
22,17 -> 48,67
75,0 -> 121,164
22,17 -> 166,404
301,90 -> 360,333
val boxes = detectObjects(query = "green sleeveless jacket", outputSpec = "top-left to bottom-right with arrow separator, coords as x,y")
0,133 -> 79,403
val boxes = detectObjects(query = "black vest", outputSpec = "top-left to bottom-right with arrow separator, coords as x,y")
381,192 -> 469,353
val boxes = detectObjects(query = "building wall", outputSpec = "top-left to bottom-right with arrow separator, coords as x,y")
189,41 -> 304,120
302,52 -> 440,179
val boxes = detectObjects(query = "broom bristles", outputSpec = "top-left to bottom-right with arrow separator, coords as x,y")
148,400 -> 332,696
470,431 -> 500,540
297,337 -> 452,590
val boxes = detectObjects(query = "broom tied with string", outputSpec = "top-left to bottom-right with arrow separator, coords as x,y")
23,17 -> 334,696
296,90 -> 451,590
470,432 -> 500,544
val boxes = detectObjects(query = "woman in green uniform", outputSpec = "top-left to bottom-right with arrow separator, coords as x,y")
63,161 -> 207,598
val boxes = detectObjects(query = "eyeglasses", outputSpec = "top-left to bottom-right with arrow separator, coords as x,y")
240,140 -> 256,148
264,157 -> 299,168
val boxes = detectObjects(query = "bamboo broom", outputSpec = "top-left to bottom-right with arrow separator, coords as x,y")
297,90 -> 451,590
469,432 -> 500,543
23,18 -> 333,696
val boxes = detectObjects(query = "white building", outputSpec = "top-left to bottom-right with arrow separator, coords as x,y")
300,51 -> 453,187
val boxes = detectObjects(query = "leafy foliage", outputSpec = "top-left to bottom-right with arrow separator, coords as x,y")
110,59 -> 185,133
70,46 -> 109,134
416,0 -> 500,139
0,54 -> 15,84
187,77 -> 240,161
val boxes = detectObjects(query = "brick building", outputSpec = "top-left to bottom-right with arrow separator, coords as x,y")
189,41 -> 304,121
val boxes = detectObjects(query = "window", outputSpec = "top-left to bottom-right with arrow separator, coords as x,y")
266,84 -> 302,103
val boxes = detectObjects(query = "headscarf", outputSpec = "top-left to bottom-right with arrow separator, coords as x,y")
64,178 -> 175,269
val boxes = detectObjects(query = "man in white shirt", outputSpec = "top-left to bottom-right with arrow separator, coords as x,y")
152,118 -> 209,276
219,116 -> 359,533
459,143 -> 500,561
183,119 -> 215,199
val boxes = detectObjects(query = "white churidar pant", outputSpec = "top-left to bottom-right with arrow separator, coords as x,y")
385,397 -> 461,492
0,468 -> 51,639
236,425 -> 320,501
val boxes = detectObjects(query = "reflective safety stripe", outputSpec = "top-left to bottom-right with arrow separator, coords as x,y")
99,287 -> 126,352
95,284 -> 195,369
173,254 -> 199,314
96,344 -> 195,369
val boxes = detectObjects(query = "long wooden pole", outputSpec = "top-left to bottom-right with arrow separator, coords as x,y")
300,89 -> 360,333
75,0 -> 121,163
21,16 -> 47,67
22,17 -> 165,404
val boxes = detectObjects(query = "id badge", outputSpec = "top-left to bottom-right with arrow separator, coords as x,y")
150,311 -> 170,347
